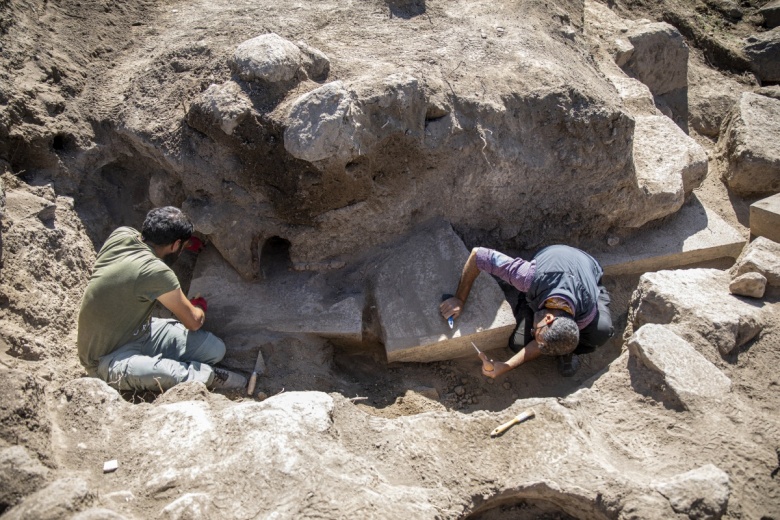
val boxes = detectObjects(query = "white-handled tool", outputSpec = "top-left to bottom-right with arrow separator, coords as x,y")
490,409 -> 535,437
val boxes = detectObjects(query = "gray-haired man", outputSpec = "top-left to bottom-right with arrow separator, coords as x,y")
441,245 -> 614,378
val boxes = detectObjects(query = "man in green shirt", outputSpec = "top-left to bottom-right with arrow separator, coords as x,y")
77,207 -> 246,392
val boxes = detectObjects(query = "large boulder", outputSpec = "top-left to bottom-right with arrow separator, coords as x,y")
284,74 -> 426,165
627,269 -> 764,356
230,33 -> 305,83
719,92 -> 780,196
744,28 -> 780,83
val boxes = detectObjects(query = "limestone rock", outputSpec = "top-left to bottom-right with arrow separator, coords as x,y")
732,236 -> 780,287
617,22 -> 689,95
688,60 -> 742,138
744,28 -> 780,83
3,477 -> 94,520
627,269 -> 763,355
608,76 -> 657,115
283,81 -> 359,163
0,446 -> 50,510
296,41 -> 330,81
627,324 -> 731,407
759,0 -> 780,29
729,272 -> 767,298
283,74 -> 425,165
230,33 -> 303,83
719,92 -> 780,196
372,220 -> 515,363
187,81 -> 253,136
654,465 -> 730,519
631,115 -> 707,222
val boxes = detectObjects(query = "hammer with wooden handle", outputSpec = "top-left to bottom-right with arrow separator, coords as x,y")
490,408 -> 535,437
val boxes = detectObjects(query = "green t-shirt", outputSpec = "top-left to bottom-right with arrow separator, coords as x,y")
77,227 -> 180,369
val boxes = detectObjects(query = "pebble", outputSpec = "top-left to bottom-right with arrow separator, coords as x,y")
454,385 -> 465,396
503,382 -> 511,390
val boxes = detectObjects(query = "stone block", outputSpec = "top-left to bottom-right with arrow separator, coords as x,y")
729,272 -> 766,298
744,28 -> 780,83
372,220 -> 515,363
627,269 -> 763,355
596,197 -> 745,276
619,22 -> 689,96
732,236 -> 780,287
720,92 -> 780,196
632,115 -> 707,222
189,248 -> 363,347
750,192 -> 780,243
627,324 -> 731,405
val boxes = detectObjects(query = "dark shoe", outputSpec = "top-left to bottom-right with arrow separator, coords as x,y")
558,353 -> 580,377
210,368 -> 247,391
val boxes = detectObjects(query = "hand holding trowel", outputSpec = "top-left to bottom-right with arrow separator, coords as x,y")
471,341 -> 494,372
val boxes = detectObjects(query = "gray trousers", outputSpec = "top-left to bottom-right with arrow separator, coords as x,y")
95,318 -> 226,392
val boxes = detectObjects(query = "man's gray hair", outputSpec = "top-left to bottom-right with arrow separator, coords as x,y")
537,311 -> 579,356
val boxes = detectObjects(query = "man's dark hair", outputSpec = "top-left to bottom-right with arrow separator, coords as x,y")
534,309 -> 579,356
141,207 -> 193,246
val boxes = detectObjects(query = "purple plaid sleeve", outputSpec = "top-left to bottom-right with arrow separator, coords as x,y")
475,247 -> 536,292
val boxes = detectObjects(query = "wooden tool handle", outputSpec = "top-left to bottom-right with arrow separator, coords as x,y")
490,409 -> 535,437
478,352 -> 494,372
247,372 -> 257,396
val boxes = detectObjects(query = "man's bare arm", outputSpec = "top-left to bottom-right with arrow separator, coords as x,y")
440,248 -> 481,320
482,341 -> 543,378
157,289 -> 205,331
